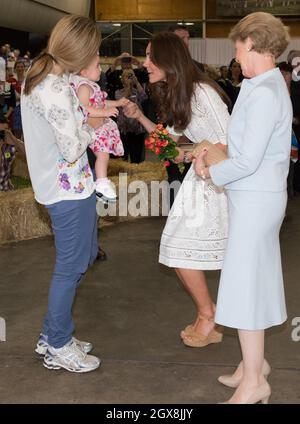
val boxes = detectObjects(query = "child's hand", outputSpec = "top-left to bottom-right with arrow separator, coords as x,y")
103,107 -> 119,118
116,97 -> 130,107
123,101 -> 142,120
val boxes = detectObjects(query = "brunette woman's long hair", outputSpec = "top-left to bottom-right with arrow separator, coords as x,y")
149,32 -> 230,131
23,15 -> 101,95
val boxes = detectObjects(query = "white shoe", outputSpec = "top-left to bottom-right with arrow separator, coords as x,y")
35,333 -> 93,356
95,179 -> 117,203
43,340 -> 100,373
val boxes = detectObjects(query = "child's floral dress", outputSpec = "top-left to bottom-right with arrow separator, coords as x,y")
70,75 -> 124,156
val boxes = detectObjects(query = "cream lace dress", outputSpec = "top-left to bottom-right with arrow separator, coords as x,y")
159,83 -> 230,270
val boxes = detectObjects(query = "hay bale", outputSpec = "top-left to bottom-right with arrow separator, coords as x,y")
0,188 -> 52,244
0,161 -> 169,244
107,159 -> 133,176
108,159 -> 167,180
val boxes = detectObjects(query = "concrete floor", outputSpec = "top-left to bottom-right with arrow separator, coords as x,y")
0,196 -> 300,404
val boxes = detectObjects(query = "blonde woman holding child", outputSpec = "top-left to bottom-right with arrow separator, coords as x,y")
21,15 -> 105,373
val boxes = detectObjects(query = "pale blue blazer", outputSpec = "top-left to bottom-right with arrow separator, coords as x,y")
210,68 -> 293,191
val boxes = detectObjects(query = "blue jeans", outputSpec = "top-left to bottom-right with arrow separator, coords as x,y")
42,194 -> 98,348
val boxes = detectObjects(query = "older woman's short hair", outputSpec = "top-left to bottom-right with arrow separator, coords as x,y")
229,12 -> 290,59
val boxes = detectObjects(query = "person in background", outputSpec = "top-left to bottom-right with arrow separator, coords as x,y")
203,64 -> 220,81
7,60 -> 26,139
21,15 -> 102,373
287,50 -> 300,192
278,62 -> 298,199
0,129 -> 25,191
168,24 -> 205,73
0,115 -> 15,191
194,12 -> 291,404
218,65 -> 233,111
223,58 -> 244,106
0,76 -> 16,128
115,69 -> 147,163
105,52 -> 148,100
23,51 -> 32,71
219,65 -> 228,81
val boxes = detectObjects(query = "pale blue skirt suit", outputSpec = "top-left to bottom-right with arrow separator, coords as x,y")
210,68 -> 293,330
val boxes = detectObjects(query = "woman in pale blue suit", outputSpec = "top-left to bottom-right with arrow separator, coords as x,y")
194,12 -> 292,403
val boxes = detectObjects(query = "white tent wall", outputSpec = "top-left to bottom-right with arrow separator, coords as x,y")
189,38 -> 300,67
0,0 -> 91,34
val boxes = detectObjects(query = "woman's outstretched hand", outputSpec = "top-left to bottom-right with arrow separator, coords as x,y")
123,101 -> 143,120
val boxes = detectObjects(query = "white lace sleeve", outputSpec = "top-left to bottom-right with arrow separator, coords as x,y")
39,76 -> 92,163
184,84 -> 229,145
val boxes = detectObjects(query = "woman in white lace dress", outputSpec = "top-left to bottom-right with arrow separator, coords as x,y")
124,32 -> 230,347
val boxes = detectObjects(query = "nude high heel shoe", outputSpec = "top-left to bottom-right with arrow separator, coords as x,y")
219,382 -> 271,404
218,359 -> 271,388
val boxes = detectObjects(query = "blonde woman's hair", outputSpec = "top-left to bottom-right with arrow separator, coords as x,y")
229,12 -> 289,59
24,15 -> 101,95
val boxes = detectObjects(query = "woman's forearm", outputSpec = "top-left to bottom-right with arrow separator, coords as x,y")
138,113 -> 156,133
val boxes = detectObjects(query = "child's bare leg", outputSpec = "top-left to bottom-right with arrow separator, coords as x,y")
95,152 -> 109,180
94,152 -> 117,202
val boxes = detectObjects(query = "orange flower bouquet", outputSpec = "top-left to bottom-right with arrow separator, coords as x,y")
145,124 -> 185,172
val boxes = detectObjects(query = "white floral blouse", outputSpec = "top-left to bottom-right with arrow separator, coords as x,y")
21,74 -> 95,205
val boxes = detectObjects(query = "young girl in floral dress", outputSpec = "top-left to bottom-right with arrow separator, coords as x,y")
70,54 -> 128,203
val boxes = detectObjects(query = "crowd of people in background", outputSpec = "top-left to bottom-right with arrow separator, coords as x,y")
0,44 -> 30,190
1,32 -> 300,195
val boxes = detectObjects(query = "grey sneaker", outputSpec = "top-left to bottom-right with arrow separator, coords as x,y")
43,340 -> 100,373
35,333 -> 93,355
